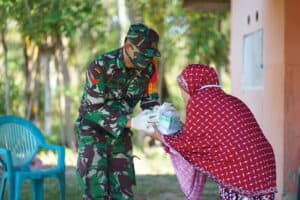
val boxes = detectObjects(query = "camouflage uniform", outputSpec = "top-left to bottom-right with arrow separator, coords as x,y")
76,23 -> 160,200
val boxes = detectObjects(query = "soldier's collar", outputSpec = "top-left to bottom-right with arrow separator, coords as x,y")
117,48 -> 126,69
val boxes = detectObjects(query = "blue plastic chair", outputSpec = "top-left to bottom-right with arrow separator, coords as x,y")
0,116 -> 65,200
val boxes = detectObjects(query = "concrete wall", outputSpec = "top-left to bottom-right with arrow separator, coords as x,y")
231,0 -> 300,198
230,0 -> 285,198
184,0 -> 300,198
284,0 -> 300,198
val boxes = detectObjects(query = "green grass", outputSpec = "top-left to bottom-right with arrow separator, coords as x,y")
134,175 -> 218,200
1,170 -> 218,200
1,146 -> 218,200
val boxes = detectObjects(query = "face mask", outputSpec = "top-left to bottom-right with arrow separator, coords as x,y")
125,47 -> 152,69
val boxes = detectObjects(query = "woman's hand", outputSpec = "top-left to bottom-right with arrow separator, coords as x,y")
144,124 -> 162,142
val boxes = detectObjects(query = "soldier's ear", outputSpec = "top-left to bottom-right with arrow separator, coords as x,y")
124,42 -> 130,51
124,42 -> 135,52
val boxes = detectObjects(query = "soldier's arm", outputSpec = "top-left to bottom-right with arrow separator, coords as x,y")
140,60 -> 160,110
83,60 -> 130,138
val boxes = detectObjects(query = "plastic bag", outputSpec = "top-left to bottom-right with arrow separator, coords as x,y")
156,103 -> 182,135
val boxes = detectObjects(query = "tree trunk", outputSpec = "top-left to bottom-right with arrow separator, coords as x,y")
117,0 -> 130,46
57,36 -> 76,150
40,50 -> 52,135
1,25 -> 9,115
55,61 -> 67,147
23,36 -> 40,120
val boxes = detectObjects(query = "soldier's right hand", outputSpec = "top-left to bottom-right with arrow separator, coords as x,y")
131,110 -> 157,133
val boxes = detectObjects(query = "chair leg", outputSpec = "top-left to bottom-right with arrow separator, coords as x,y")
32,179 -> 43,200
58,173 -> 65,200
1,175 -> 14,200
0,176 -> 7,200
14,175 -> 22,200
8,175 -> 14,200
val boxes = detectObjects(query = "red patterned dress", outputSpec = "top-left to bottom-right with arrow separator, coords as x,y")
163,64 -> 277,200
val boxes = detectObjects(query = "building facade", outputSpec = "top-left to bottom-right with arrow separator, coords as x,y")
183,0 -> 300,199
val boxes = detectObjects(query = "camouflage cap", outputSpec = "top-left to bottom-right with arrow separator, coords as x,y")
125,23 -> 160,57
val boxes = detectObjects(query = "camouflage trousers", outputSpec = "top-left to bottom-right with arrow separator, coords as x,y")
76,121 -> 136,200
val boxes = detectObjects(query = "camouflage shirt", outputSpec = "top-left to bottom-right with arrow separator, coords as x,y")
78,48 -> 159,138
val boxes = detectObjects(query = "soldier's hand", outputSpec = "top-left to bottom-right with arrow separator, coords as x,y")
131,110 -> 157,133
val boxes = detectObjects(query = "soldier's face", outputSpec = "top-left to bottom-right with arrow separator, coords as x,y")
125,43 -> 153,69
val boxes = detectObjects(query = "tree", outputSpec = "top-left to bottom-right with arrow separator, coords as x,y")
117,0 -> 130,46
0,0 -> 230,150
185,11 -> 230,76
0,0 -> 13,115
10,0 -> 107,149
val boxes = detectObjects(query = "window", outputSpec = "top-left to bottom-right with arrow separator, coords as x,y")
242,30 -> 264,89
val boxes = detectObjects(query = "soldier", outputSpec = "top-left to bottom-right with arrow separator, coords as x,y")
76,23 -> 160,200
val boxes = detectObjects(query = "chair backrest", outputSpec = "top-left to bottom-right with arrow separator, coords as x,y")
0,116 -> 45,168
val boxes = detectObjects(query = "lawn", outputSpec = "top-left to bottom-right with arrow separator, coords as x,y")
1,145 -> 219,200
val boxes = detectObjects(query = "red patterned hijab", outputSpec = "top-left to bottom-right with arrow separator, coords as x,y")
163,64 -> 277,197
177,64 -> 220,96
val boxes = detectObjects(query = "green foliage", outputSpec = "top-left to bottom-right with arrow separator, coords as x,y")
4,0 -> 106,47
127,0 -> 230,69
0,78 -> 25,116
0,0 -> 13,28
0,0 -> 230,146
185,12 -> 230,72
126,0 -> 230,107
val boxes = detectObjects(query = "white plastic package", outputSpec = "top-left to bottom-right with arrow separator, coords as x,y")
156,103 -> 182,135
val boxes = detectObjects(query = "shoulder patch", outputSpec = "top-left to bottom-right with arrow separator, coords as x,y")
93,66 -> 103,75
88,61 -> 104,85
89,61 -> 103,78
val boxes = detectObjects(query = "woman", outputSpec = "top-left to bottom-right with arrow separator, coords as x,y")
151,64 -> 277,200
